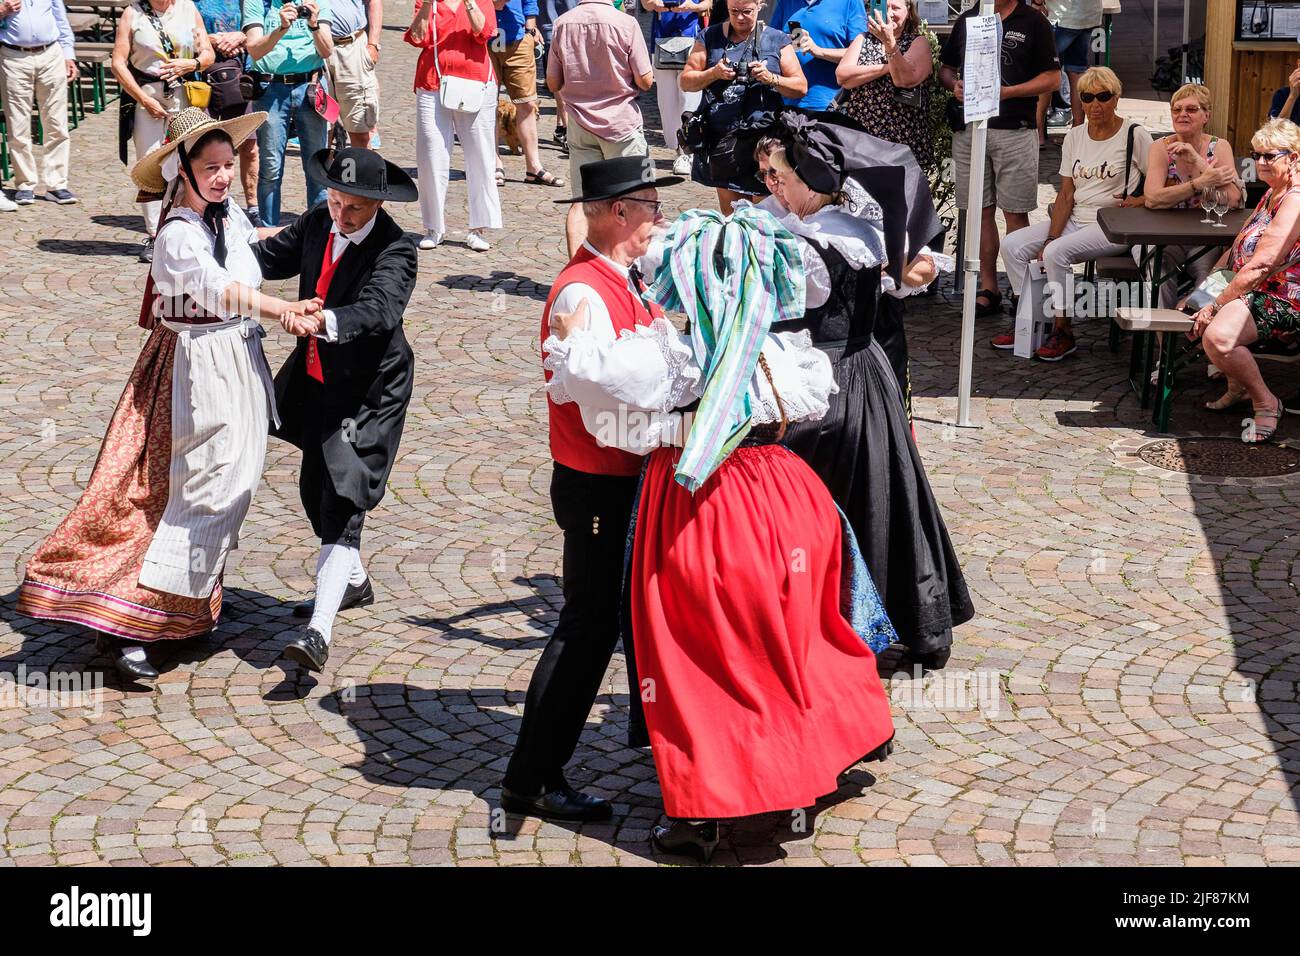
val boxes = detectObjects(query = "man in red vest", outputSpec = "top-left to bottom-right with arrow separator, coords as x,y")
501,156 -> 682,822
253,147 -> 419,674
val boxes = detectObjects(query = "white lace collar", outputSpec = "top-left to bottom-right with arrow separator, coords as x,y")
765,177 -> 887,271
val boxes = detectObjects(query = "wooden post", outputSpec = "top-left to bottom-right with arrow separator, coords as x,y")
1203,0 -> 1233,142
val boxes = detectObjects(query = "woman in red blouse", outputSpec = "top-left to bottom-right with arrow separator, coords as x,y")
406,0 -> 502,252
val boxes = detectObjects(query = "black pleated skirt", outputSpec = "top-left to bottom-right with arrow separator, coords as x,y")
782,337 -> 974,656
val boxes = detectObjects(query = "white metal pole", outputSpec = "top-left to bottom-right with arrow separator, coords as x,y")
1153,0 -> 1159,69
956,0 -> 994,429
1180,0 -> 1190,83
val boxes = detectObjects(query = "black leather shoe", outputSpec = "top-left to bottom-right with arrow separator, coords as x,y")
113,652 -> 159,683
293,578 -> 375,618
499,783 -> 613,822
901,647 -> 951,672
282,626 -> 329,673
651,819 -> 719,863
861,734 -> 895,764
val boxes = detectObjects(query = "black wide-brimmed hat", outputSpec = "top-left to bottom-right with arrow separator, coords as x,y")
553,155 -> 683,204
305,146 -> 418,202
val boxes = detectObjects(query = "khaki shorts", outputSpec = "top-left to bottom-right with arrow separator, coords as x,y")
327,34 -> 379,133
952,126 -> 1040,213
488,36 -> 538,105
567,123 -> 648,188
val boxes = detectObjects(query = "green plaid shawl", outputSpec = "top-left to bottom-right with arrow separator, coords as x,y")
644,205 -> 807,493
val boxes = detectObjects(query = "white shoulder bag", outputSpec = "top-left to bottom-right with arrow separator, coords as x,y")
433,6 -> 494,113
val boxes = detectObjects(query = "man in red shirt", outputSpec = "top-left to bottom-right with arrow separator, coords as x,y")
500,156 -> 681,822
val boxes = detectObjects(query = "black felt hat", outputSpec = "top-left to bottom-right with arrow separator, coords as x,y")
305,147 -> 418,202
553,155 -> 683,204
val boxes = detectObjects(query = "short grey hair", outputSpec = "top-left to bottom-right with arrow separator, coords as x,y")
583,198 -> 615,218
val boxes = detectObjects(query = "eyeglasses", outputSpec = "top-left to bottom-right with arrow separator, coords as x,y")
1252,150 -> 1293,163
618,197 -> 663,216
760,167 -> 780,183
1079,91 -> 1115,104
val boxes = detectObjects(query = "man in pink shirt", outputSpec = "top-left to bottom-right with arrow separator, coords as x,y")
547,0 -> 654,252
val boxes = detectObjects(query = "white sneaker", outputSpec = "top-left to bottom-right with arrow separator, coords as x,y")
466,230 -> 491,252
418,230 -> 443,250
672,151 -> 693,176
0,193 -> 16,212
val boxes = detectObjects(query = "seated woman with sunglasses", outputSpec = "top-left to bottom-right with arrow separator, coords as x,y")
1139,83 -> 1243,310
992,68 -> 1150,362
1187,118 -> 1300,443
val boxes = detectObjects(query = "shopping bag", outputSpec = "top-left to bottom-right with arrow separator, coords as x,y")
1013,260 -> 1053,359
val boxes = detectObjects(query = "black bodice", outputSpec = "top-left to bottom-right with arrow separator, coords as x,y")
771,242 -> 882,345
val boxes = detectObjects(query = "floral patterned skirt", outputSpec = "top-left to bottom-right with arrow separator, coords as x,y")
1246,291 -> 1300,340
16,326 -> 222,642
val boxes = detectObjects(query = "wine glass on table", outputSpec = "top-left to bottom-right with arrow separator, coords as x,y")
1210,188 -> 1229,228
1198,184 -> 1215,224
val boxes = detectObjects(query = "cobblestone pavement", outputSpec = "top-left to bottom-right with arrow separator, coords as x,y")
0,24 -> 1297,867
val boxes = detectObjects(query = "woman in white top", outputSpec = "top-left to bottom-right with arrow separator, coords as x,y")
17,109 -> 321,686
995,67 -> 1151,361
112,0 -> 215,262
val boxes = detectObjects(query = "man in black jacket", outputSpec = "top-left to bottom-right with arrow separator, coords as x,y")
254,147 -> 419,673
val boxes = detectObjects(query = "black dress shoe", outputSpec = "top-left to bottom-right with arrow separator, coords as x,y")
282,626 -> 329,673
861,734 -> 895,764
902,646 -> 951,671
651,819 -> 720,863
113,652 -> 159,683
292,577 -> 375,618
499,783 -> 613,822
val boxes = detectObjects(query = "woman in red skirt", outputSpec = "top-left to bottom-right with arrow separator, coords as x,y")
544,203 -> 895,861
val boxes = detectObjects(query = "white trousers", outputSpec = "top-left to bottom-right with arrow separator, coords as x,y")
1001,219 -> 1129,314
415,88 -> 502,235
133,81 -> 181,235
652,67 -> 700,153
0,45 -> 70,192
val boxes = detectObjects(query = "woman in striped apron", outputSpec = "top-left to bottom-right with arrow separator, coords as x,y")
17,109 -> 322,685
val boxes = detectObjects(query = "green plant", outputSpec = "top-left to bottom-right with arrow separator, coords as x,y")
922,23 -> 956,230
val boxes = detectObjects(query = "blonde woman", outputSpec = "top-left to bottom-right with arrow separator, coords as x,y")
993,67 -> 1149,361
1189,119 -> 1300,443
1141,83 -> 1243,309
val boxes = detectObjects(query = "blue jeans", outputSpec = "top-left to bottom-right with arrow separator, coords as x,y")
254,79 -> 329,225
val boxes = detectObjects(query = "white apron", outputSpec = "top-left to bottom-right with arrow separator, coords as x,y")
137,206 -> 281,599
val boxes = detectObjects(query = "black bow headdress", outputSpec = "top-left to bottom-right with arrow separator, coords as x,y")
177,141 -> 230,267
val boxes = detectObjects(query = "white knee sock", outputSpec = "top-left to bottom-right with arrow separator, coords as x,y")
348,548 -> 367,586
120,645 -> 147,663
309,544 -> 359,644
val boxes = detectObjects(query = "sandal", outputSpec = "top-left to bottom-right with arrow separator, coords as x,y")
495,167 -> 505,187
1244,399 -> 1284,444
525,168 -> 565,187
1205,384 -> 1249,412
974,288 -> 1002,318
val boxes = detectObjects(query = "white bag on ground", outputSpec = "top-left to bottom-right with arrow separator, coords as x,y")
1013,261 -> 1053,359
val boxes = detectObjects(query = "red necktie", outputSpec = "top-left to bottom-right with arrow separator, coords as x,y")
308,233 -> 342,383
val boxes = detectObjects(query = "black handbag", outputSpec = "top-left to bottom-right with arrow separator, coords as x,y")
205,57 -> 248,114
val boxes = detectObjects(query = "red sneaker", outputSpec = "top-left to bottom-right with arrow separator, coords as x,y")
1036,330 -> 1078,361
990,329 -> 1016,350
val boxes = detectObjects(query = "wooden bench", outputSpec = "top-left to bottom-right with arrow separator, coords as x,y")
74,43 -> 116,114
1087,255 -> 1143,353
1116,307 -> 1196,432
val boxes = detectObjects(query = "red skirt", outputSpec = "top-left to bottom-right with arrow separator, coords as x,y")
632,443 -> 893,819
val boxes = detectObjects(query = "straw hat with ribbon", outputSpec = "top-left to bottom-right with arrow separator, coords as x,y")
131,107 -> 267,194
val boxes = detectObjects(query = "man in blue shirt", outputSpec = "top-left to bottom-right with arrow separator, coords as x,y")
0,0 -> 79,207
770,0 -> 865,111
492,0 -> 565,186
243,0 -> 336,224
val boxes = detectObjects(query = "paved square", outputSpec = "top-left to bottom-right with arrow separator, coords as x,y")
0,30 -> 1296,866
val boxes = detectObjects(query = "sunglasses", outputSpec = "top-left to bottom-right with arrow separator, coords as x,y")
1252,150 -> 1293,163
1079,91 -> 1115,104
760,167 -> 780,183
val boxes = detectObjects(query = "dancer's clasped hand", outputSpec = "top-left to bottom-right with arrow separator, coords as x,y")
280,297 -> 325,336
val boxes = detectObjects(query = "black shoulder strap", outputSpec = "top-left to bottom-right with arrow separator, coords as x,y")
1123,122 -> 1146,199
